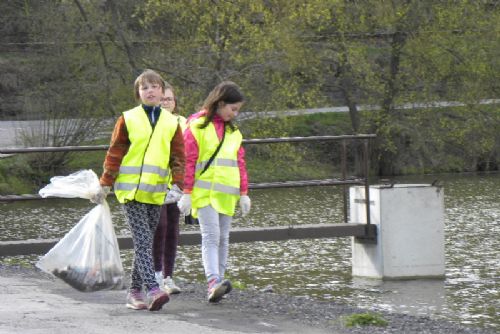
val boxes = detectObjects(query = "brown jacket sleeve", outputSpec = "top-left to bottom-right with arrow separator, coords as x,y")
99,116 -> 130,186
169,124 -> 185,189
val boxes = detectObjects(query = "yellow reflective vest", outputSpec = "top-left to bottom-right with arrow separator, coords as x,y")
114,105 -> 178,205
190,117 -> 242,217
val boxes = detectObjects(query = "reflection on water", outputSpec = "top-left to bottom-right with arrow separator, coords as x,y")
350,277 -> 446,317
0,173 -> 499,330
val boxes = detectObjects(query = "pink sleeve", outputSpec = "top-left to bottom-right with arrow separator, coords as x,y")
183,127 -> 199,193
238,145 -> 249,195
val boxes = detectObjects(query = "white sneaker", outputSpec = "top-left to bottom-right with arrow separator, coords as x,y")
163,276 -> 181,294
154,271 -> 164,287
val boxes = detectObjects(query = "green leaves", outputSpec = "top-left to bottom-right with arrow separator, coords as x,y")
2,0 -> 498,175
343,312 -> 388,327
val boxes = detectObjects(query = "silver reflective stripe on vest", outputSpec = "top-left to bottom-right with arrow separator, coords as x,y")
114,182 -> 168,193
119,164 -> 169,178
216,158 -> 238,167
195,158 -> 238,172
114,182 -> 137,191
194,179 -> 240,195
195,161 -> 206,172
119,166 -> 141,174
138,182 -> 169,193
142,164 -> 169,178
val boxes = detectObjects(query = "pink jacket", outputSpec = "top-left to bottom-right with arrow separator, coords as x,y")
183,110 -> 248,195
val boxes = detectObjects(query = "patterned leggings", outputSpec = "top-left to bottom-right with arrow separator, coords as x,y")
123,201 -> 161,291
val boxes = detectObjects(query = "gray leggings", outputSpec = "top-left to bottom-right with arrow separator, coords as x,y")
198,205 -> 232,282
123,201 -> 161,291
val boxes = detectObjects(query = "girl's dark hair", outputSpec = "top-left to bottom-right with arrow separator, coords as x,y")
199,81 -> 245,130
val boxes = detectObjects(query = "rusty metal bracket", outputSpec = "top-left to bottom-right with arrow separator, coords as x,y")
354,224 -> 377,244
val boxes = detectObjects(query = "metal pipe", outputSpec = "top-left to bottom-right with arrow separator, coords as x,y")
0,134 -> 377,154
341,140 -> 348,224
243,134 -> 376,145
0,145 -> 109,154
363,140 -> 371,226
0,223 -> 375,256
0,179 -> 367,202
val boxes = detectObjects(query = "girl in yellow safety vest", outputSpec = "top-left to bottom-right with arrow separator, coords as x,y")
93,69 -> 185,312
178,81 -> 251,303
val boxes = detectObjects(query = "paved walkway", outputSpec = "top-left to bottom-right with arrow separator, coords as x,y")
0,270 -> 330,334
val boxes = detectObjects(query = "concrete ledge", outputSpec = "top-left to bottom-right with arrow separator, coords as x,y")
0,223 -> 372,256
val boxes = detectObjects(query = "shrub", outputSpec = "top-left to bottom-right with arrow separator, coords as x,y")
343,313 -> 388,327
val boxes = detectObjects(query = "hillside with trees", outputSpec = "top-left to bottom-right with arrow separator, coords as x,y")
0,0 -> 498,177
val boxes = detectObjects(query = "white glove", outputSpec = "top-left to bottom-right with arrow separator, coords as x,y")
164,184 -> 183,204
239,195 -> 251,217
177,194 -> 192,215
90,185 -> 111,204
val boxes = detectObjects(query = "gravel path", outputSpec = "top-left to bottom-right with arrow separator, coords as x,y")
0,265 -> 496,334
181,281 -> 496,334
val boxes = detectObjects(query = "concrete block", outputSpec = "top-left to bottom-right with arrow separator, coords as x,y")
350,184 -> 445,279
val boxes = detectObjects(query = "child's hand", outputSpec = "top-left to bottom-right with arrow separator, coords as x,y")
177,194 -> 192,215
239,195 -> 251,216
164,184 -> 183,204
90,186 -> 111,204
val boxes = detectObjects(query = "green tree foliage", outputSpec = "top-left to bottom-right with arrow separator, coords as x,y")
137,0 -> 329,119
0,0 -> 498,176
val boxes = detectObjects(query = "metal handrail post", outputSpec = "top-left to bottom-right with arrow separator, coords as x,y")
363,140 -> 371,226
341,139 -> 348,224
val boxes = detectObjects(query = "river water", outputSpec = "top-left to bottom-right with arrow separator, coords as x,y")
0,173 -> 498,330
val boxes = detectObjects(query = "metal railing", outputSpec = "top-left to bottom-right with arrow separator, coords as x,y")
0,134 -> 375,202
0,134 -> 377,255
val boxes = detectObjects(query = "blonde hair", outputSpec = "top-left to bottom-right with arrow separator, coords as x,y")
133,69 -> 165,101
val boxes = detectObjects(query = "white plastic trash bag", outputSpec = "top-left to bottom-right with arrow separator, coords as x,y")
36,170 -> 124,292
39,169 -> 101,200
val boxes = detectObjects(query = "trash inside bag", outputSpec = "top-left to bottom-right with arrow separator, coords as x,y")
36,170 -> 124,292
52,263 -> 124,292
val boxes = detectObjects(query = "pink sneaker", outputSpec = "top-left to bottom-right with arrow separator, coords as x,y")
207,277 -> 228,303
126,288 -> 147,310
147,287 -> 169,311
